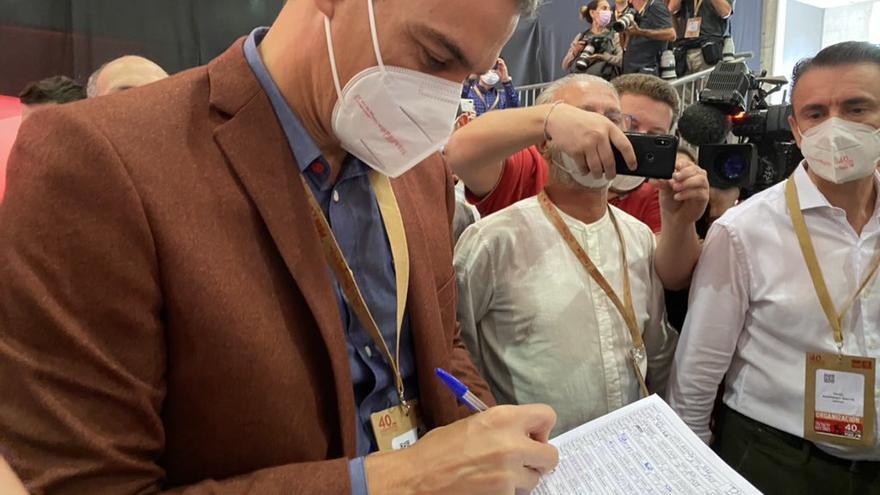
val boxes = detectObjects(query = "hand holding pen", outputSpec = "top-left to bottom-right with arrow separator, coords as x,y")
364,369 -> 559,495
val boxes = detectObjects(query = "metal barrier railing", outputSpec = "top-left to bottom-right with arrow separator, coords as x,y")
514,55 -> 752,113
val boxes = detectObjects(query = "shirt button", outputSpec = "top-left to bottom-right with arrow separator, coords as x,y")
365,346 -> 373,358
333,190 -> 340,203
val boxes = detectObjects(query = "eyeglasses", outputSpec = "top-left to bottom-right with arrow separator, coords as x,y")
606,111 -> 634,131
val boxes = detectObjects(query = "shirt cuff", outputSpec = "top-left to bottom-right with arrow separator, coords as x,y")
349,457 -> 369,495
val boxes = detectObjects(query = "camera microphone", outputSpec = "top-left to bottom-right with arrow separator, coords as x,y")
678,102 -> 730,146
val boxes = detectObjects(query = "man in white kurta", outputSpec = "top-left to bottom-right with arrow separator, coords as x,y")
454,74 -> 684,437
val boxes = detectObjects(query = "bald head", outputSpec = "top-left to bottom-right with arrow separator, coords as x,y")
87,56 -> 168,98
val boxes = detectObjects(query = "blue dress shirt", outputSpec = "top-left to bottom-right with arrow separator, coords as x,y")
461,80 -> 520,116
244,27 -> 418,495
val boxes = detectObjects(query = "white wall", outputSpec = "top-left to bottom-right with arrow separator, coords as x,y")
822,1 -> 879,46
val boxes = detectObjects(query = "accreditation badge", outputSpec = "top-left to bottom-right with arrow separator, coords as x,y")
685,17 -> 702,39
370,399 -> 425,452
804,352 -> 876,447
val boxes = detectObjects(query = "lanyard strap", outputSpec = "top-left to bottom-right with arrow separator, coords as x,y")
691,0 -> 704,16
537,191 -> 648,397
300,171 -> 411,404
473,86 -> 501,111
785,178 -> 880,349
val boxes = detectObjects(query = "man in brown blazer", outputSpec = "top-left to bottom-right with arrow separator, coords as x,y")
0,0 -> 640,493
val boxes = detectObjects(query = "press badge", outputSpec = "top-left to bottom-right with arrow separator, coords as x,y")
370,400 -> 424,452
684,17 -> 702,38
804,352 -> 876,447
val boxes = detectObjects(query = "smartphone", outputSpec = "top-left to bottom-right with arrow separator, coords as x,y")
613,133 -> 679,179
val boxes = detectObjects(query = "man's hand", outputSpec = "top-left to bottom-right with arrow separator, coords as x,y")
653,154 -> 709,226
497,58 -> 511,83
365,404 -> 559,495
545,103 -> 637,179
625,23 -> 643,36
653,154 -> 708,290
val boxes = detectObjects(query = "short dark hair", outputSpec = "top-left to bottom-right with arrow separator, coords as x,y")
612,73 -> 680,126
791,41 -> 880,105
18,76 -> 86,106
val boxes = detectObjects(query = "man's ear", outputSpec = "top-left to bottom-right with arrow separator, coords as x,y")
788,115 -> 802,148
538,140 -> 551,157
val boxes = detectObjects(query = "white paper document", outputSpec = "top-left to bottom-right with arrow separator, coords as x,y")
534,395 -> 762,495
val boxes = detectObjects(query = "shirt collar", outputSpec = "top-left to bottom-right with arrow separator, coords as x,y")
793,160 -> 880,213
243,27 -> 322,172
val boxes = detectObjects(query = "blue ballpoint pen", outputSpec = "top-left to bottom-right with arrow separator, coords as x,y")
435,367 -> 490,412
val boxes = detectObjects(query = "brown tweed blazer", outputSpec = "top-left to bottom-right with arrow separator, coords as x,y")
0,39 -> 492,494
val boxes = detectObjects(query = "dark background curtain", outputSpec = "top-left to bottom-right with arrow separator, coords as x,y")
0,0 -> 284,96
0,0 -> 763,97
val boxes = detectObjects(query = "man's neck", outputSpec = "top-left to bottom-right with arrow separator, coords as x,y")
807,168 -> 877,235
543,182 -> 608,225
259,5 -> 348,182
630,0 -> 648,10
478,81 -> 494,92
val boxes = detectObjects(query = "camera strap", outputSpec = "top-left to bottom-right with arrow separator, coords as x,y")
473,86 -> 501,111
785,177 -> 880,349
537,190 -> 649,397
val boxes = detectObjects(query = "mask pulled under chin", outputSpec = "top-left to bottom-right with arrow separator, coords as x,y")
800,117 -> 880,185
323,0 -> 462,178
558,152 -> 612,189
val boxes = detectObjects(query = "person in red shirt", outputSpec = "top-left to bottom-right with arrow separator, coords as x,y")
445,73 -> 708,289
607,176 -> 662,232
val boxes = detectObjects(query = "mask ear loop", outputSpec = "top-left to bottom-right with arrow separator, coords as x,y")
323,17 -> 343,98
366,0 -> 385,71
324,0 -> 384,98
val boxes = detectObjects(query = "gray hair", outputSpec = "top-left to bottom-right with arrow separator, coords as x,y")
86,62 -> 108,98
535,73 -> 617,106
518,0 -> 543,16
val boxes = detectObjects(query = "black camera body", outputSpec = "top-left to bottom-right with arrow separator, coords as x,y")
692,61 -> 802,194
613,6 -> 640,32
574,33 -> 615,72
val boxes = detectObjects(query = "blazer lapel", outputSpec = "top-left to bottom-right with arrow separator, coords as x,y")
207,42 -> 357,457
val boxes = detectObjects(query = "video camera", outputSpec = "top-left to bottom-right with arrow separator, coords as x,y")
574,33 -> 616,72
679,60 -> 802,195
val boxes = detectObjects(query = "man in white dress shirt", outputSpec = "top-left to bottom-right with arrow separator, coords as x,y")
454,74 -> 698,436
668,41 -> 880,493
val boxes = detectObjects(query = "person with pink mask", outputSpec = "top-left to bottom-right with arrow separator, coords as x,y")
562,0 -> 622,78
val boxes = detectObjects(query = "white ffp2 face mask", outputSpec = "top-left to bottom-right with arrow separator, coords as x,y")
559,152 -> 611,189
324,0 -> 462,178
480,71 -> 500,87
800,117 -> 880,184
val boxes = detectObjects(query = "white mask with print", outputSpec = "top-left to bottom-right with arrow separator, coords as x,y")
324,0 -> 462,177
800,117 -> 880,184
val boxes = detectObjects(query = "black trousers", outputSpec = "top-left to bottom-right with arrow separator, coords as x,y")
714,405 -> 880,495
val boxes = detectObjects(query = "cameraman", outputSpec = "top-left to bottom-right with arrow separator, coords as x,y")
668,0 -> 733,73
562,0 -> 622,79
620,0 -> 676,76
